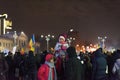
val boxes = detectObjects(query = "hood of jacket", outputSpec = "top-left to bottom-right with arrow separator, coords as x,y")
66,46 -> 77,58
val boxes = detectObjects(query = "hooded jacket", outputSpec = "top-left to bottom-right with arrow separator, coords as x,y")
65,46 -> 84,80
92,48 -> 107,80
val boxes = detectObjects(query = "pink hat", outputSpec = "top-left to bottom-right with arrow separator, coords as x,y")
59,34 -> 67,41
59,36 -> 65,41
45,54 -> 54,61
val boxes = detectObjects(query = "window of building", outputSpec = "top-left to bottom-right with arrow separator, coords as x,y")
0,42 -> 1,46
3,43 -> 5,47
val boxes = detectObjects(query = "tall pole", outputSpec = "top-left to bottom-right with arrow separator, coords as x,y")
98,36 -> 107,49
46,37 -> 50,52
41,34 -> 54,52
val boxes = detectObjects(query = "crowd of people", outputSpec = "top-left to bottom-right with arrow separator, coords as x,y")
0,34 -> 120,80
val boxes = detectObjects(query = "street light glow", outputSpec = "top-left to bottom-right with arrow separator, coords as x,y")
41,35 -> 44,38
52,35 -> 55,38
40,34 -> 55,52
70,28 -> 74,32
98,36 -> 107,49
48,34 -> 50,37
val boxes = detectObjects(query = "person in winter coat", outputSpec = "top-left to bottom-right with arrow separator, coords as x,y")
54,34 -> 69,57
24,51 -> 37,80
112,50 -> 120,80
92,48 -> 108,80
65,46 -> 84,80
0,53 -> 9,80
55,51 -> 66,80
38,53 -> 57,80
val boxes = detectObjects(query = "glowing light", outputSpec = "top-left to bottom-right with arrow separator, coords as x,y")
52,35 -> 55,38
48,34 -> 50,37
41,35 -> 44,38
76,44 -> 79,47
70,29 -> 74,32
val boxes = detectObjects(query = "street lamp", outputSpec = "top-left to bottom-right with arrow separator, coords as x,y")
67,37 -> 75,46
98,36 -> 107,49
70,28 -> 74,32
41,34 -> 55,52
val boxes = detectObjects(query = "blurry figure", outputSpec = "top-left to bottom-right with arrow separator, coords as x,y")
0,53 -> 9,80
84,53 -> 92,80
38,53 -> 57,80
54,34 -> 69,57
112,59 -> 120,80
56,51 -> 67,80
24,51 -> 37,80
92,48 -> 108,80
112,49 -> 120,80
14,52 -> 24,80
5,51 -> 14,80
65,46 -> 84,80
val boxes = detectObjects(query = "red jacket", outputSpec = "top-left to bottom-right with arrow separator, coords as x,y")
38,64 -> 55,80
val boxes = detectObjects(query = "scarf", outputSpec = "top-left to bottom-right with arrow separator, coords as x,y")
45,61 -> 57,80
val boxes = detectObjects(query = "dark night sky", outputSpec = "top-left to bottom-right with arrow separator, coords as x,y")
0,0 -> 120,47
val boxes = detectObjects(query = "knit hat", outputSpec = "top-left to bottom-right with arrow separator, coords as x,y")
59,34 -> 67,41
45,54 -> 54,61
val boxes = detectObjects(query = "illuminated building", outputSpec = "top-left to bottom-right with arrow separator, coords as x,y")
0,31 -> 28,52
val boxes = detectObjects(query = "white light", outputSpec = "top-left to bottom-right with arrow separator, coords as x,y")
73,38 -> 75,40
41,35 -> 44,38
70,37 -> 72,39
48,34 -> 50,37
98,36 -> 101,39
105,36 -> 107,39
70,29 -> 74,32
7,32 -> 9,34
52,35 -> 55,38
21,31 -> 24,35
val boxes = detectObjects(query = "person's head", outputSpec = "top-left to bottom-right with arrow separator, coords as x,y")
67,46 -> 77,58
58,34 -> 67,43
45,53 -> 54,63
60,51 -> 66,59
29,50 -> 34,56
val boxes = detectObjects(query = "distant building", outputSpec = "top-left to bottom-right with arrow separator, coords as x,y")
0,36 -> 13,52
0,31 -> 28,52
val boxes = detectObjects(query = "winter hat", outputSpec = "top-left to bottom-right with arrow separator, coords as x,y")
45,53 -> 54,61
59,34 -> 67,41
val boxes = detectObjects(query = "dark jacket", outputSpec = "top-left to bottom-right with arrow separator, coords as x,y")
0,53 -> 9,80
65,46 -> 84,80
92,48 -> 107,80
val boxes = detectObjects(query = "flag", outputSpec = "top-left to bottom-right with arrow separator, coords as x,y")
28,34 -> 35,52
32,34 -> 35,44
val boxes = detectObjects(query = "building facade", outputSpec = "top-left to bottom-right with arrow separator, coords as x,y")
0,31 -> 28,53
0,36 -> 13,52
